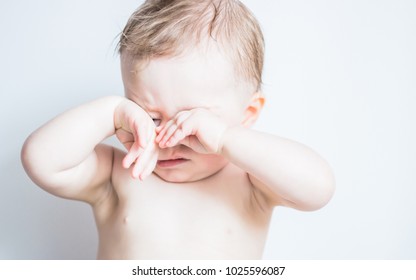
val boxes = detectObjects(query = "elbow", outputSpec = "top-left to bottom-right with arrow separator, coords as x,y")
21,135 -> 36,179
294,166 -> 336,212
21,134 -> 45,185
307,176 -> 335,211
305,167 -> 336,211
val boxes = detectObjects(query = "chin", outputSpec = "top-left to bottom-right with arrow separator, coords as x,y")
154,171 -> 192,183
154,162 -> 228,183
154,170 -> 210,183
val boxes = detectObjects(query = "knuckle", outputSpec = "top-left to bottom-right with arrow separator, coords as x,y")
180,122 -> 190,133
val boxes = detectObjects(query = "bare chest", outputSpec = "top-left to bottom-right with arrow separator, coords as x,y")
112,170 -> 267,237
97,165 -> 272,259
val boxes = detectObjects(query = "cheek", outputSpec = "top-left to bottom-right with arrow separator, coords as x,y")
216,96 -> 249,126
196,154 -> 228,170
224,110 -> 245,126
213,106 -> 245,126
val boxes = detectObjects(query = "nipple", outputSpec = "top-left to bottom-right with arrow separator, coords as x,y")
123,216 -> 130,224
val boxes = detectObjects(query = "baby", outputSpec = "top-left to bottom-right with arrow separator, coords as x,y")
21,0 -> 335,259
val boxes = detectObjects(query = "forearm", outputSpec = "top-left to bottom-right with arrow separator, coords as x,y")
221,126 -> 335,210
22,96 -> 124,176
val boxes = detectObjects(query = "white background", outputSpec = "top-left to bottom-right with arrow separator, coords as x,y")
0,0 -> 415,259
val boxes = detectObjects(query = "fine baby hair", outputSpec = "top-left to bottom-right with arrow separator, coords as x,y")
118,0 -> 264,91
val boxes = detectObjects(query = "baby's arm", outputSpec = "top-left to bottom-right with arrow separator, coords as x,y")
221,127 -> 335,210
156,109 -> 335,211
21,96 -> 157,205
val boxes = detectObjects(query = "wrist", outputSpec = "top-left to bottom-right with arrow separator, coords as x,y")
83,95 -> 126,138
113,96 -> 130,130
217,125 -> 243,156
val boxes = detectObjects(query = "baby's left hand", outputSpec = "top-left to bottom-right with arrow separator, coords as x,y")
155,108 -> 228,154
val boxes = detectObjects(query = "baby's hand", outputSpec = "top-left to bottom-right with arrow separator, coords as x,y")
155,108 -> 228,154
114,99 -> 159,180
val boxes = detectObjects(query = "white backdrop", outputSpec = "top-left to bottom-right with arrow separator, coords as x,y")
1,0 -> 415,259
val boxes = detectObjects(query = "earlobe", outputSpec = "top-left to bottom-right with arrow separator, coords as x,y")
242,92 -> 265,127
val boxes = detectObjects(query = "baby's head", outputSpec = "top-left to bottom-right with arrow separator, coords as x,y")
118,0 -> 265,182
119,0 -> 264,92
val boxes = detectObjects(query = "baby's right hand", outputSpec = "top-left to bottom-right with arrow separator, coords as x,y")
114,98 -> 159,180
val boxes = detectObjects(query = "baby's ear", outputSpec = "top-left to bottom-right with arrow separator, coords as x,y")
241,91 -> 265,127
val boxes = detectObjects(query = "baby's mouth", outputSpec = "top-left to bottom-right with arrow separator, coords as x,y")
157,158 -> 189,168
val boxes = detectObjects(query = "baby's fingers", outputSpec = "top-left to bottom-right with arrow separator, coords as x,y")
124,120 -> 155,168
139,149 -> 158,180
156,111 -> 191,147
158,121 -> 179,147
123,142 -> 143,169
132,119 -> 152,149
131,139 -> 157,179
164,128 -> 188,148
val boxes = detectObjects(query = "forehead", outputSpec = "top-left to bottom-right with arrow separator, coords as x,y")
121,47 -> 251,115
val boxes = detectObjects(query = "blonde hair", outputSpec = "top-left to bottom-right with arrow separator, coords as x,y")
118,0 -> 264,90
